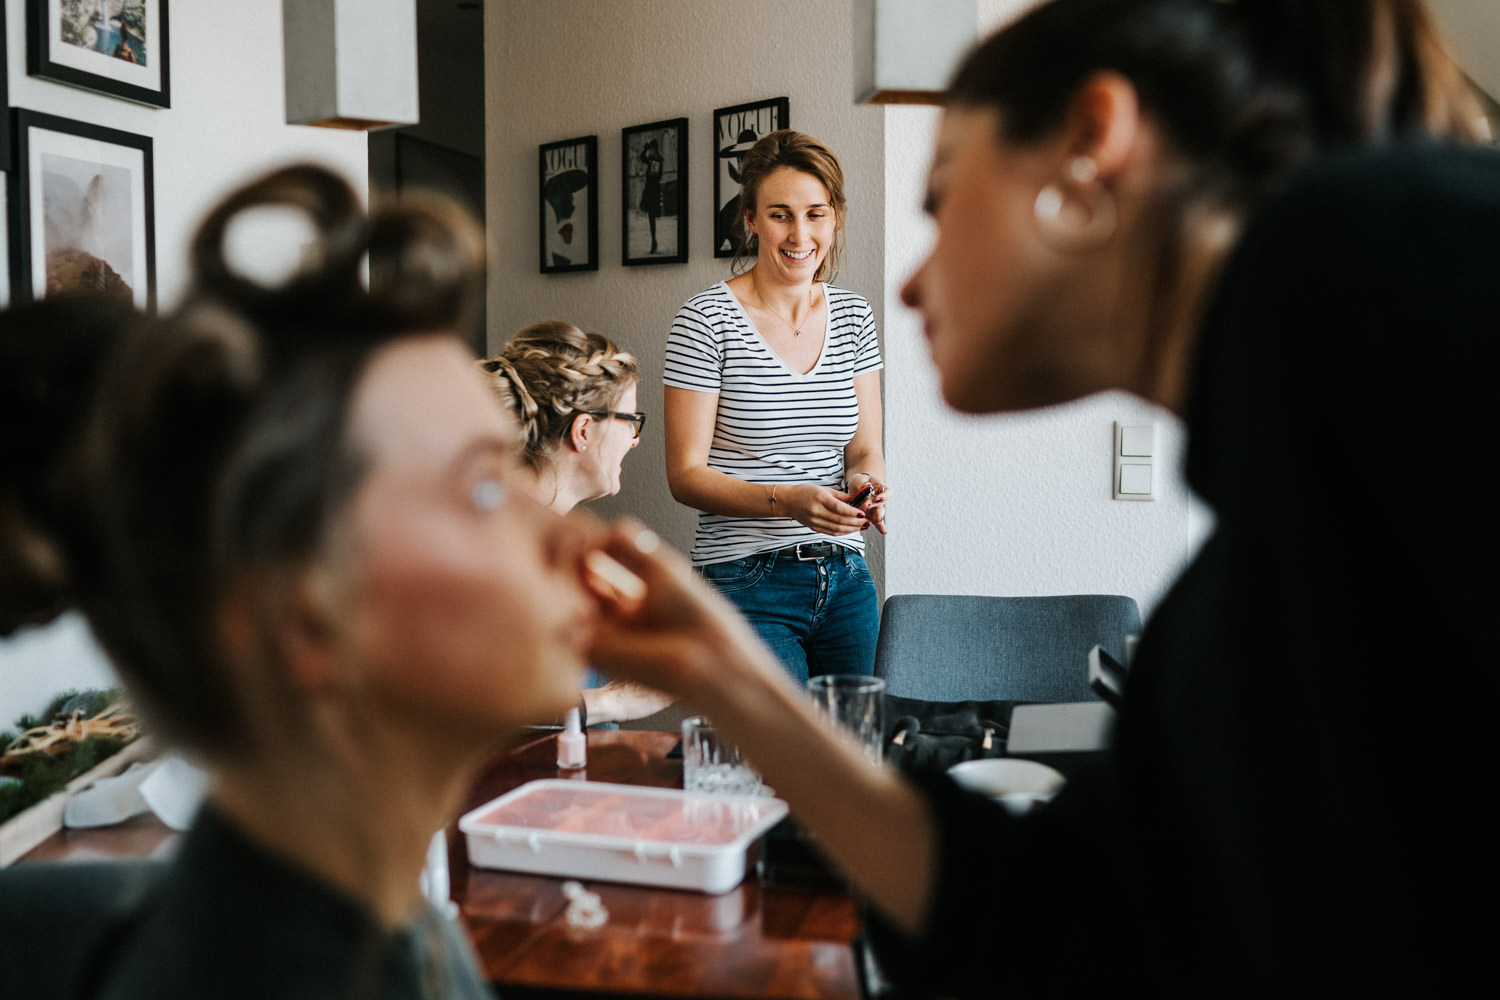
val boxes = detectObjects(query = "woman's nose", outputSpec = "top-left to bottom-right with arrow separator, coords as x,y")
901,263 -> 924,308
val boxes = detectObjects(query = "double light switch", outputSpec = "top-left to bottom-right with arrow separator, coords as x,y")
1113,422 -> 1155,501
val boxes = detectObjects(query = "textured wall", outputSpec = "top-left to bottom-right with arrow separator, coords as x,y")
0,0 -> 367,722
485,0 -> 887,588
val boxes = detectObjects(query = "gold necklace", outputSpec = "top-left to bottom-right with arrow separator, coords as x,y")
755,284 -> 816,337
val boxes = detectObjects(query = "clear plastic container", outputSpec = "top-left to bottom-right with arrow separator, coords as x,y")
459,780 -> 788,894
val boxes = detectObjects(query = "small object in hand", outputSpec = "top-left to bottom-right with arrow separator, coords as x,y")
584,550 -> 646,608
849,483 -> 878,510
561,879 -> 608,929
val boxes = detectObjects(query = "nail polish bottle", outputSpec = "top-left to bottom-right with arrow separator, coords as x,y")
557,707 -> 586,770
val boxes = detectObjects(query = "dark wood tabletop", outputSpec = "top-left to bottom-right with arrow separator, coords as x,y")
454,730 -> 864,1000
19,729 -> 864,1000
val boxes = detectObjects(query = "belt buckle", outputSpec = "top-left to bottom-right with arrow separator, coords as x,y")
794,542 -> 828,561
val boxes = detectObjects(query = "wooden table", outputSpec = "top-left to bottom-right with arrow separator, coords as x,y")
454,730 -> 863,999
18,730 -> 864,1000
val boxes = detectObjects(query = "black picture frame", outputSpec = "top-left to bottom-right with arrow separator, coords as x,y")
1,9 -> 11,165
9,109 -> 156,312
713,97 -> 789,259
539,135 -> 598,274
622,117 -> 688,266
1,12 -> 10,306
27,0 -> 171,109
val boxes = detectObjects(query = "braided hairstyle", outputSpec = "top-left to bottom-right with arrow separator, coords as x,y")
41,164 -> 485,758
478,321 -> 639,473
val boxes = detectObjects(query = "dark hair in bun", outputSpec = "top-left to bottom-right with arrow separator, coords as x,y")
0,299 -> 140,635
53,164 -> 484,756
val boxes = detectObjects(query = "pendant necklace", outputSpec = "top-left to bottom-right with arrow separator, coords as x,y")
756,284 -> 816,337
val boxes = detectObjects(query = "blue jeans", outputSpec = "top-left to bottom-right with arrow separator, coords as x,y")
699,546 -> 879,684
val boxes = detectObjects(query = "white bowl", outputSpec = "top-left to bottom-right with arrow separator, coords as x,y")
947,758 -> 1066,816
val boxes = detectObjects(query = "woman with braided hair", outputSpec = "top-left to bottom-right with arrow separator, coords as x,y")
480,320 -> 642,514
479,322 -> 671,726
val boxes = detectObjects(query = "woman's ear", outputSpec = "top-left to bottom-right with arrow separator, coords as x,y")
1065,71 -> 1141,180
568,412 -> 594,453
278,571 -> 344,694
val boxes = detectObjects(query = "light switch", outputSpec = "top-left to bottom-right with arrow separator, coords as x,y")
1120,425 -> 1154,457
1119,463 -> 1153,495
1112,421 -> 1156,501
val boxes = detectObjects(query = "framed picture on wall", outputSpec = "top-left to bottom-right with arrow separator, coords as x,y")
27,0 -> 171,108
1,11 -> 10,164
9,110 -> 156,311
622,117 -> 687,266
713,97 -> 789,258
539,135 -> 598,274
1,184 -> 11,309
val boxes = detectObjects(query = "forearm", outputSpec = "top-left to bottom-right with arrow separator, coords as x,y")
590,524 -> 936,934
668,463 -> 782,519
688,656 -> 937,934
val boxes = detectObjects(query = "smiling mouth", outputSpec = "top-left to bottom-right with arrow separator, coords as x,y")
780,247 -> 815,262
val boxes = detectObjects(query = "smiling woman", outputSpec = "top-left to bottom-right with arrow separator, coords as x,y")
664,130 -> 889,684
0,164 -> 597,998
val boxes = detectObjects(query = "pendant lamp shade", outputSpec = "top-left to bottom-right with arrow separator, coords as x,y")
853,0 -> 978,105
284,0 -> 420,130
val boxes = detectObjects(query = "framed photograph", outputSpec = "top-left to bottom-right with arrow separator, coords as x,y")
1,11 -> 10,164
622,118 -> 687,266
713,97 -> 789,258
27,0 -> 170,108
9,110 -> 156,311
1,184 -> 11,310
539,135 -> 598,274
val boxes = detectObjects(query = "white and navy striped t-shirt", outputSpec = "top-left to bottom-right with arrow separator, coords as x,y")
665,281 -> 884,566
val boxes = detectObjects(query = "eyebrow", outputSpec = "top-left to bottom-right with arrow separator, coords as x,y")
765,201 -> 831,211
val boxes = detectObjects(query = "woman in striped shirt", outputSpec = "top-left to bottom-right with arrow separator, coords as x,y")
664,130 -> 888,683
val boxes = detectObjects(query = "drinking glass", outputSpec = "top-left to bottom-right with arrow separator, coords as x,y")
681,716 -> 762,796
806,675 -> 885,765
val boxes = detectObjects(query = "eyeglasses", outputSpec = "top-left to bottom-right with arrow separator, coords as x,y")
583,410 -> 647,440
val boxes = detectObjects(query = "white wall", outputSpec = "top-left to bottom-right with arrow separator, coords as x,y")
1,0 -> 367,724
485,0 -> 888,586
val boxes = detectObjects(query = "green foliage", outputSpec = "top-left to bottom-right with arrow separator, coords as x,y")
0,689 -> 130,824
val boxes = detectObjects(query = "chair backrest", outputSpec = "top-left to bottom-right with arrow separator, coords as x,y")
873,594 -> 1142,702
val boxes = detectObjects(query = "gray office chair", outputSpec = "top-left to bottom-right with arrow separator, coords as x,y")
873,594 -> 1142,702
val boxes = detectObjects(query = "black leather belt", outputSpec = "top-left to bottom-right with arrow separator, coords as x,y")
782,541 -> 838,561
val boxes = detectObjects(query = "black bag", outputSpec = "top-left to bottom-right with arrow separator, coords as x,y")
882,694 -> 1022,775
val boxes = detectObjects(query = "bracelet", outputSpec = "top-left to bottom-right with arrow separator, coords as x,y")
769,484 -> 779,511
